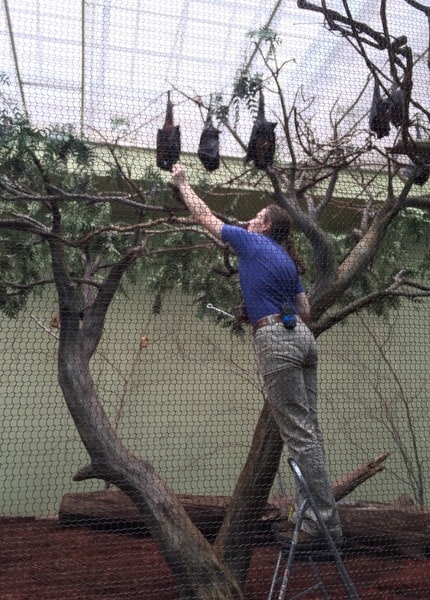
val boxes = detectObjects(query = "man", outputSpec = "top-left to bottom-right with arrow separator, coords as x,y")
171,163 -> 342,549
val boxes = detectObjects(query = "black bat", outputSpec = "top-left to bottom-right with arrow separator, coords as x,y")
245,89 -> 276,169
369,78 -> 391,139
401,122 -> 430,186
388,83 -> 405,128
198,110 -> 220,172
413,166 -> 430,186
401,163 -> 430,186
156,91 -> 181,171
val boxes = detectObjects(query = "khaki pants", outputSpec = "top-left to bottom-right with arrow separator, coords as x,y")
253,320 -> 342,538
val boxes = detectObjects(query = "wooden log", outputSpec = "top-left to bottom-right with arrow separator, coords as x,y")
339,499 -> 430,558
59,453 -> 430,557
60,453 -> 391,530
59,490 -> 232,540
59,488 -> 430,557
332,451 -> 392,501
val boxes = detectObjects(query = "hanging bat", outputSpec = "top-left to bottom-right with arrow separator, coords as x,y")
401,163 -> 430,186
400,122 -> 430,186
369,78 -> 391,139
245,89 -> 276,169
198,110 -> 220,172
388,83 -> 405,128
156,91 -> 181,171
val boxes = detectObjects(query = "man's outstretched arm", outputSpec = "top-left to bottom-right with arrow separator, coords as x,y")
172,163 -> 223,239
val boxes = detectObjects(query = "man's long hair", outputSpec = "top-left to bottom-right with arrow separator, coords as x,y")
264,204 -> 306,275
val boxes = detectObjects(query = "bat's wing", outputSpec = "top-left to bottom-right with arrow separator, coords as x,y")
245,89 -> 277,169
388,84 -> 405,128
156,92 -> 181,171
156,125 -> 181,171
198,115 -> 220,172
369,79 -> 391,139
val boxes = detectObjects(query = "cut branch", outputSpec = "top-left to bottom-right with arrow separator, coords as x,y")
332,452 -> 392,501
312,271 -> 430,336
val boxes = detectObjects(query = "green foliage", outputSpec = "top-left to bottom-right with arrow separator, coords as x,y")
45,127 -> 93,167
318,208 -> 430,318
0,78 -> 201,319
1,36 -> 429,328
373,207 -> 430,313
110,116 -> 131,130
232,69 -> 263,125
230,26 -> 282,124
246,26 -> 281,46
233,69 -> 263,106
0,235 -> 38,317
144,228 -> 243,328
211,93 -> 229,124
0,84 -> 136,314
212,27 -> 281,128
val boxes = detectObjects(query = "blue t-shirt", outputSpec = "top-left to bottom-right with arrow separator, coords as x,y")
221,224 -> 305,324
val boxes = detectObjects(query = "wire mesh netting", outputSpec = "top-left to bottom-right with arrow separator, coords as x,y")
1,1 -> 430,599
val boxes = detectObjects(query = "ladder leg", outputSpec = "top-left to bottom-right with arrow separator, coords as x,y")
277,506 -> 306,600
288,457 -> 360,600
270,505 -> 332,600
268,550 -> 283,600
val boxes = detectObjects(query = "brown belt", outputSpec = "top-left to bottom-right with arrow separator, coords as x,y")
252,314 -> 282,334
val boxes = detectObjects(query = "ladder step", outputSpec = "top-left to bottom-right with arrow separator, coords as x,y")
267,458 -> 360,600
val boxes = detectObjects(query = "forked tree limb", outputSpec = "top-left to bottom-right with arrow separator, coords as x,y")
332,451 -> 392,501
63,453 -> 392,530
272,451 -> 392,512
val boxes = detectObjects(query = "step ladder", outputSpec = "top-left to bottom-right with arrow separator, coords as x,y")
268,458 -> 360,600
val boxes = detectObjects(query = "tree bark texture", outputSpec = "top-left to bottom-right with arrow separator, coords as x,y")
214,402 -> 283,589
58,341 -> 242,599
61,451 -> 430,559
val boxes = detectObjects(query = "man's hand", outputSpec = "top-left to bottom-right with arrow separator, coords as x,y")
170,162 -> 223,239
170,162 -> 190,207
172,163 -> 187,188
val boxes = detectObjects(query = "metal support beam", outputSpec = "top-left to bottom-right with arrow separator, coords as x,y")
3,0 -> 28,117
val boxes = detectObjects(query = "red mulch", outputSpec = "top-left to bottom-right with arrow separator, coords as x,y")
0,518 -> 429,599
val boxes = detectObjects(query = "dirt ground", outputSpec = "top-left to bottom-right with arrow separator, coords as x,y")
1,518 -> 429,600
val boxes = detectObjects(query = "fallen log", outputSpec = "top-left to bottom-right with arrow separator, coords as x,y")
270,451 -> 392,515
59,490 -> 231,539
59,452 -> 430,557
339,499 -> 430,558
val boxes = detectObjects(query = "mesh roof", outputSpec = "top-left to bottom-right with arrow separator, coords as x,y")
0,1 -> 427,157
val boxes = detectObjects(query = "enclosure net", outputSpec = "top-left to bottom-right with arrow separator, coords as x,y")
0,1 -> 430,599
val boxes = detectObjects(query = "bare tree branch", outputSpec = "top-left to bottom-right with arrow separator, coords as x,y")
0,218 -> 50,237
312,270 -> 430,336
404,0 -> 430,70
1,178 -> 183,213
265,166 -> 338,305
298,0 -> 392,49
312,175 -> 416,317
404,195 -> 430,209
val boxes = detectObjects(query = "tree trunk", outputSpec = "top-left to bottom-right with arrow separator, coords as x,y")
215,402 -> 283,590
58,342 -> 242,599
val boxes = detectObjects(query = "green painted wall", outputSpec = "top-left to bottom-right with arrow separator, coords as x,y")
0,284 -> 428,516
